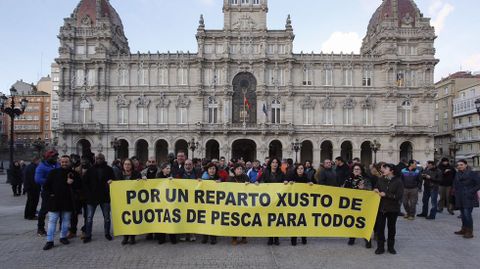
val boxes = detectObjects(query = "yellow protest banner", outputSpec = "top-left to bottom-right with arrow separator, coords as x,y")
110,179 -> 380,239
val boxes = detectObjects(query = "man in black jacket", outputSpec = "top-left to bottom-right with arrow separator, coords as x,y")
318,159 -> 337,186
43,155 -> 81,250
335,157 -> 350,187
82,153 -> 115,243
437,158 -> 455,214
418,161 -> 442,219
171,150 -> 186,178
23,156 -> 40,220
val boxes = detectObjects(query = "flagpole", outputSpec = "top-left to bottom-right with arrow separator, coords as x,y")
242,89 -> 247,128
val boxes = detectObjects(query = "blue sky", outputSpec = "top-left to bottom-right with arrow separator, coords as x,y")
0,0 -> 478,93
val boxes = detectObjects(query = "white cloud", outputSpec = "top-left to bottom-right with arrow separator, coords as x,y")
462,54 -> 480,73
320,32 -> 362,54
428,0 -> 454,34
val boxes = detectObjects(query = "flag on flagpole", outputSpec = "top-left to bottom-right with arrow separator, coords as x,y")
244,96 -> 251,111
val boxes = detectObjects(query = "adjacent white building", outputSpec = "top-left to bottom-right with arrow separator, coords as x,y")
55,0 -> 438,166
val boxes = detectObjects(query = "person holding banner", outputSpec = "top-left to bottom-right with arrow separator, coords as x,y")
200,163 -> 221,244
288,163 -> 313,246
118,159 -> 142,245
229,163 -> 250,245
343,163 -> 372,248
374,163 -> 404,255
257,157 -> 285,246
157,163 -> 178,244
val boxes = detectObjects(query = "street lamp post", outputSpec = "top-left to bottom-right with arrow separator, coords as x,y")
188,138 -> 199,159
291,138 -> 302,164
449,141 -> 459,162
110,138 -> 121,160
370,139 -> 381,164
0,87 -> 28,169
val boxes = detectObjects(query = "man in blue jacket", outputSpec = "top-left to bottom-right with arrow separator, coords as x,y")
400,160 -> 422,220
35,150 -> 60,236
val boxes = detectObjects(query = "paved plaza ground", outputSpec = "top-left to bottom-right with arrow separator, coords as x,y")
0,174 -> 478,269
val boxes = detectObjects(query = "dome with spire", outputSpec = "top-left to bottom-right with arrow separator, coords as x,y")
72,0 -> 124,29
367,0 -> 421,33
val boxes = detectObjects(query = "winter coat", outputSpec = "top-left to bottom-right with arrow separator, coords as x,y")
34,161 -> 60,187
438,163 -> 455,187
318,168 -> 337,186
23,163 -> 39,193
376,175 -> 404,213
400,168 -> 422,189
10,165 -> 23,185
453,170 -> 480,209
305,168 -> 316,182
171,162 -> 185,178
44,168 -> 81,212
257,168 -> 285,183
83,163 -> 115,204
182,169 -> 198,179
336,164 -> 350,187
141,167 -> 160,179
229,174 -> 249,183
422,168 -> 442,191
247,168 -> 260,183
118,171 -> 142,181
343,174 -> 372,190
292,173 -> 310,184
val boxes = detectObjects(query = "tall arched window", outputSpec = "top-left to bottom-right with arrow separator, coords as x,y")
208,96 -> 218,124
271,99 -> 281,124
402,100 -> 412,126
80,99 -> 92,123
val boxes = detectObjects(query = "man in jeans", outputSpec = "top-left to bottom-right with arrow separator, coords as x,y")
418,161 -> 442,219
82,153 -> 115,243
438,158 -> 455,214
43,155 -> 81,250
34,150 -> 60,236
400,160 -> 422,220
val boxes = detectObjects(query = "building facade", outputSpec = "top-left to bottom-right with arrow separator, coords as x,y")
56,0 -> 438,166
434,72 -> 480,160
452,82 -> 480,169
7,80 -> 51,147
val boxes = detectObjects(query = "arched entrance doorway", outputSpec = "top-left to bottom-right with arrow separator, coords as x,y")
341,141 -> 353,162
175,139 -> 189,158
118,139 -> 129,160
320,141 -> 333,162
232,72 -> 257,124
206,140 -> 220,160
135,139 -> 149,165
361,141 -> 372,166
232,139 -> 256,162
301,140 -> 313,164
400,141 -> 413,161
269,140 -> 283,159
155,140 -> 168,164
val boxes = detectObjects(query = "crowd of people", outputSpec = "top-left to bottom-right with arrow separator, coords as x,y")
12,149 -> 480,254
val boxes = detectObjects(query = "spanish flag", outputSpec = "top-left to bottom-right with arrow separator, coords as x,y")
244,96 -> 251,111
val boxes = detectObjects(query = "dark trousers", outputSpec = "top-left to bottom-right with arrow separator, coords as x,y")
158,233 -> 177,244
24,189 -> 40,219
460,208 -> 474,229
376,212 -> 398,247
70,203 -> 88,234
37,190 -> 48,231
11,184 -> 21,195
421,187 -> 439,218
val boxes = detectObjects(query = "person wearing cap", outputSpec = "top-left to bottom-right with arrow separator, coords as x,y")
82,153 -> 115,243
437,157 -> 455,214
35,150 -> 60,236
374,163 -> 404,255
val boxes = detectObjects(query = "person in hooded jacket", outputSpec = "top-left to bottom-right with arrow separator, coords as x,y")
437,158 -> 455,214
374,163 -> 404,255
257,157 -> 285,246
35,150 -> 60,236
200,163 -> 221,244
229,163 -> 250,245
23,156 -> 40,220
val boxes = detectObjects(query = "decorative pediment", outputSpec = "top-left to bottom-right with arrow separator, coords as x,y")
176,94 -> 190,108
136,94 -> 151,108
300,95 -> 315,109
80,15 -> 92,27
116,94 -> 130,107
156,93 -> 170,108
79,90 -> 93,109
232,15 -> 257,31
322,95 -> 336,109
343,96 -> 356,109
362,95 -> 376,109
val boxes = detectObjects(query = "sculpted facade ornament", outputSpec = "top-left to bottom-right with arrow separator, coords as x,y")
156,93 -> 170,108
362,95 -> 376,109
176,94 -> 190,108
116,94 -> 130,107
300,95 -> 315,109
232,15 -> 257,30
80,15 -> 92,27
136,94 -> 151,108
322,95 -> 336,109
343,96 -> 356,109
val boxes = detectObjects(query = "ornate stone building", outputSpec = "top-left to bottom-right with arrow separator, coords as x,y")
55,0 -> 438,166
